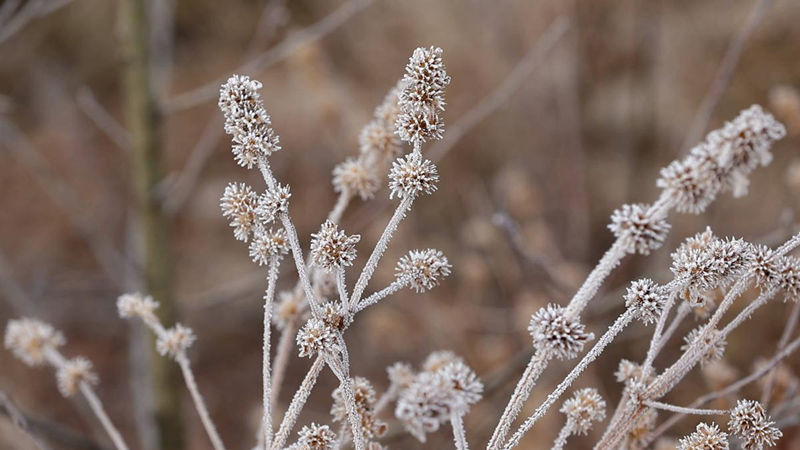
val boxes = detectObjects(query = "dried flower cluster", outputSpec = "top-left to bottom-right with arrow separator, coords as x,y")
528,303 -> 594,360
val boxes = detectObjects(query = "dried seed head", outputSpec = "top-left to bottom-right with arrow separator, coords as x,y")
388,153 -> 439,199
56,357 -> 98,397
528,304 -> 594,360
218,75 -> 281,168
359,120 -> 403,163
560,388 -> 607,435
220,182 -> 259,242
156,324 -> 196,358
658,105 -> 785,212
272,291 -> 304,330
423,350 -> 463,373
249,227 -> 289,265
395,249 -> 452,293
395,110 -> 445,144
678,422 -> 729,450
728,400 -> 782,449
681,327 -> 726,366
615,359 -> 653,387
608,203 -> 670,255
332,158 -> 380,200
310,221 -> 360,271
626,408 -> 658,449
751,245 -> 781,290
671,232 -> 753,299
438,361 -> 483,415
394,371 -> 452,442
296,423 -> 337,450
256,183 -> 291,223
387,362 -> 415,391
395,46 -> 450,145
296,318 -> 339,358
4,318 -> 65,366
657,156 -> 720,214
777,256 -> 800,301
625,279 -> 667,325
331,377 -> 387,440
117,293 -> 159,320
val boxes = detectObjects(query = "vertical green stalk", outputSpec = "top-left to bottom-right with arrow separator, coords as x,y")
118,0 -> 182,447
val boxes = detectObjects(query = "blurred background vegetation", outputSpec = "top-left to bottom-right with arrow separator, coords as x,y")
1,0 -> 800,448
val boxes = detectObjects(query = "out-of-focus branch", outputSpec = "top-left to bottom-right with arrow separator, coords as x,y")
76,87 -> 131,152
118,0 -> 182,446
0,0 -> 73,45
681,0 -> 775,150
427,18 -> 570,162
165,0 -> 375,113
0,391 -> 109,450
0,119 -> 135,287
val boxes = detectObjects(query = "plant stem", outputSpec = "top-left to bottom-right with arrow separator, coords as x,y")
175,354 -> 226,450
262,258 -> 280,449
79,382 -> 130,450
271,356 -> 324,450
450,413 -> 469,450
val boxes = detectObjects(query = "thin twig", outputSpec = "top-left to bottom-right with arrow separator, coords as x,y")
175,354 -> 226,450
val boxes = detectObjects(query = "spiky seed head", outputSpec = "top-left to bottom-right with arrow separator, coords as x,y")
395,46 -> 450,145
256,183 -> 291,223
395,249 -> 452,293
438,361 -> 483,414
310,221 -> 360,271
394,371 -> 452,442
249,227 -> 289,265
359,120 -> 403,163
528,304 -> 594,360
296,318 -> 339,358
678,422 -> 729,450
4,318 -> 65,366
331,377 -> 387,440
728,400 -> 782,449
117,293 -> 159,320
387,362 -> 415,391
751,245 -> 781,290
272,291 -> 305,330
777,256 -> 800,301
296,423 -> 337,450
156,324 -> 196,358
625,279 -> 667,325
218,75 -> 281,168
608,203 -> 670,255
681,327 -> 726,366
388,153 -> 439,199
56,357 -> 98,397
422,350 -> 463,372
560,388 -> 607,435
220,182 -> 259,242
657,156 -> 720,214
332,158 -> 380,200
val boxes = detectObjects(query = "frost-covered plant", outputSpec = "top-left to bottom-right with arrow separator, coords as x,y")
4,42 -> 799,450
